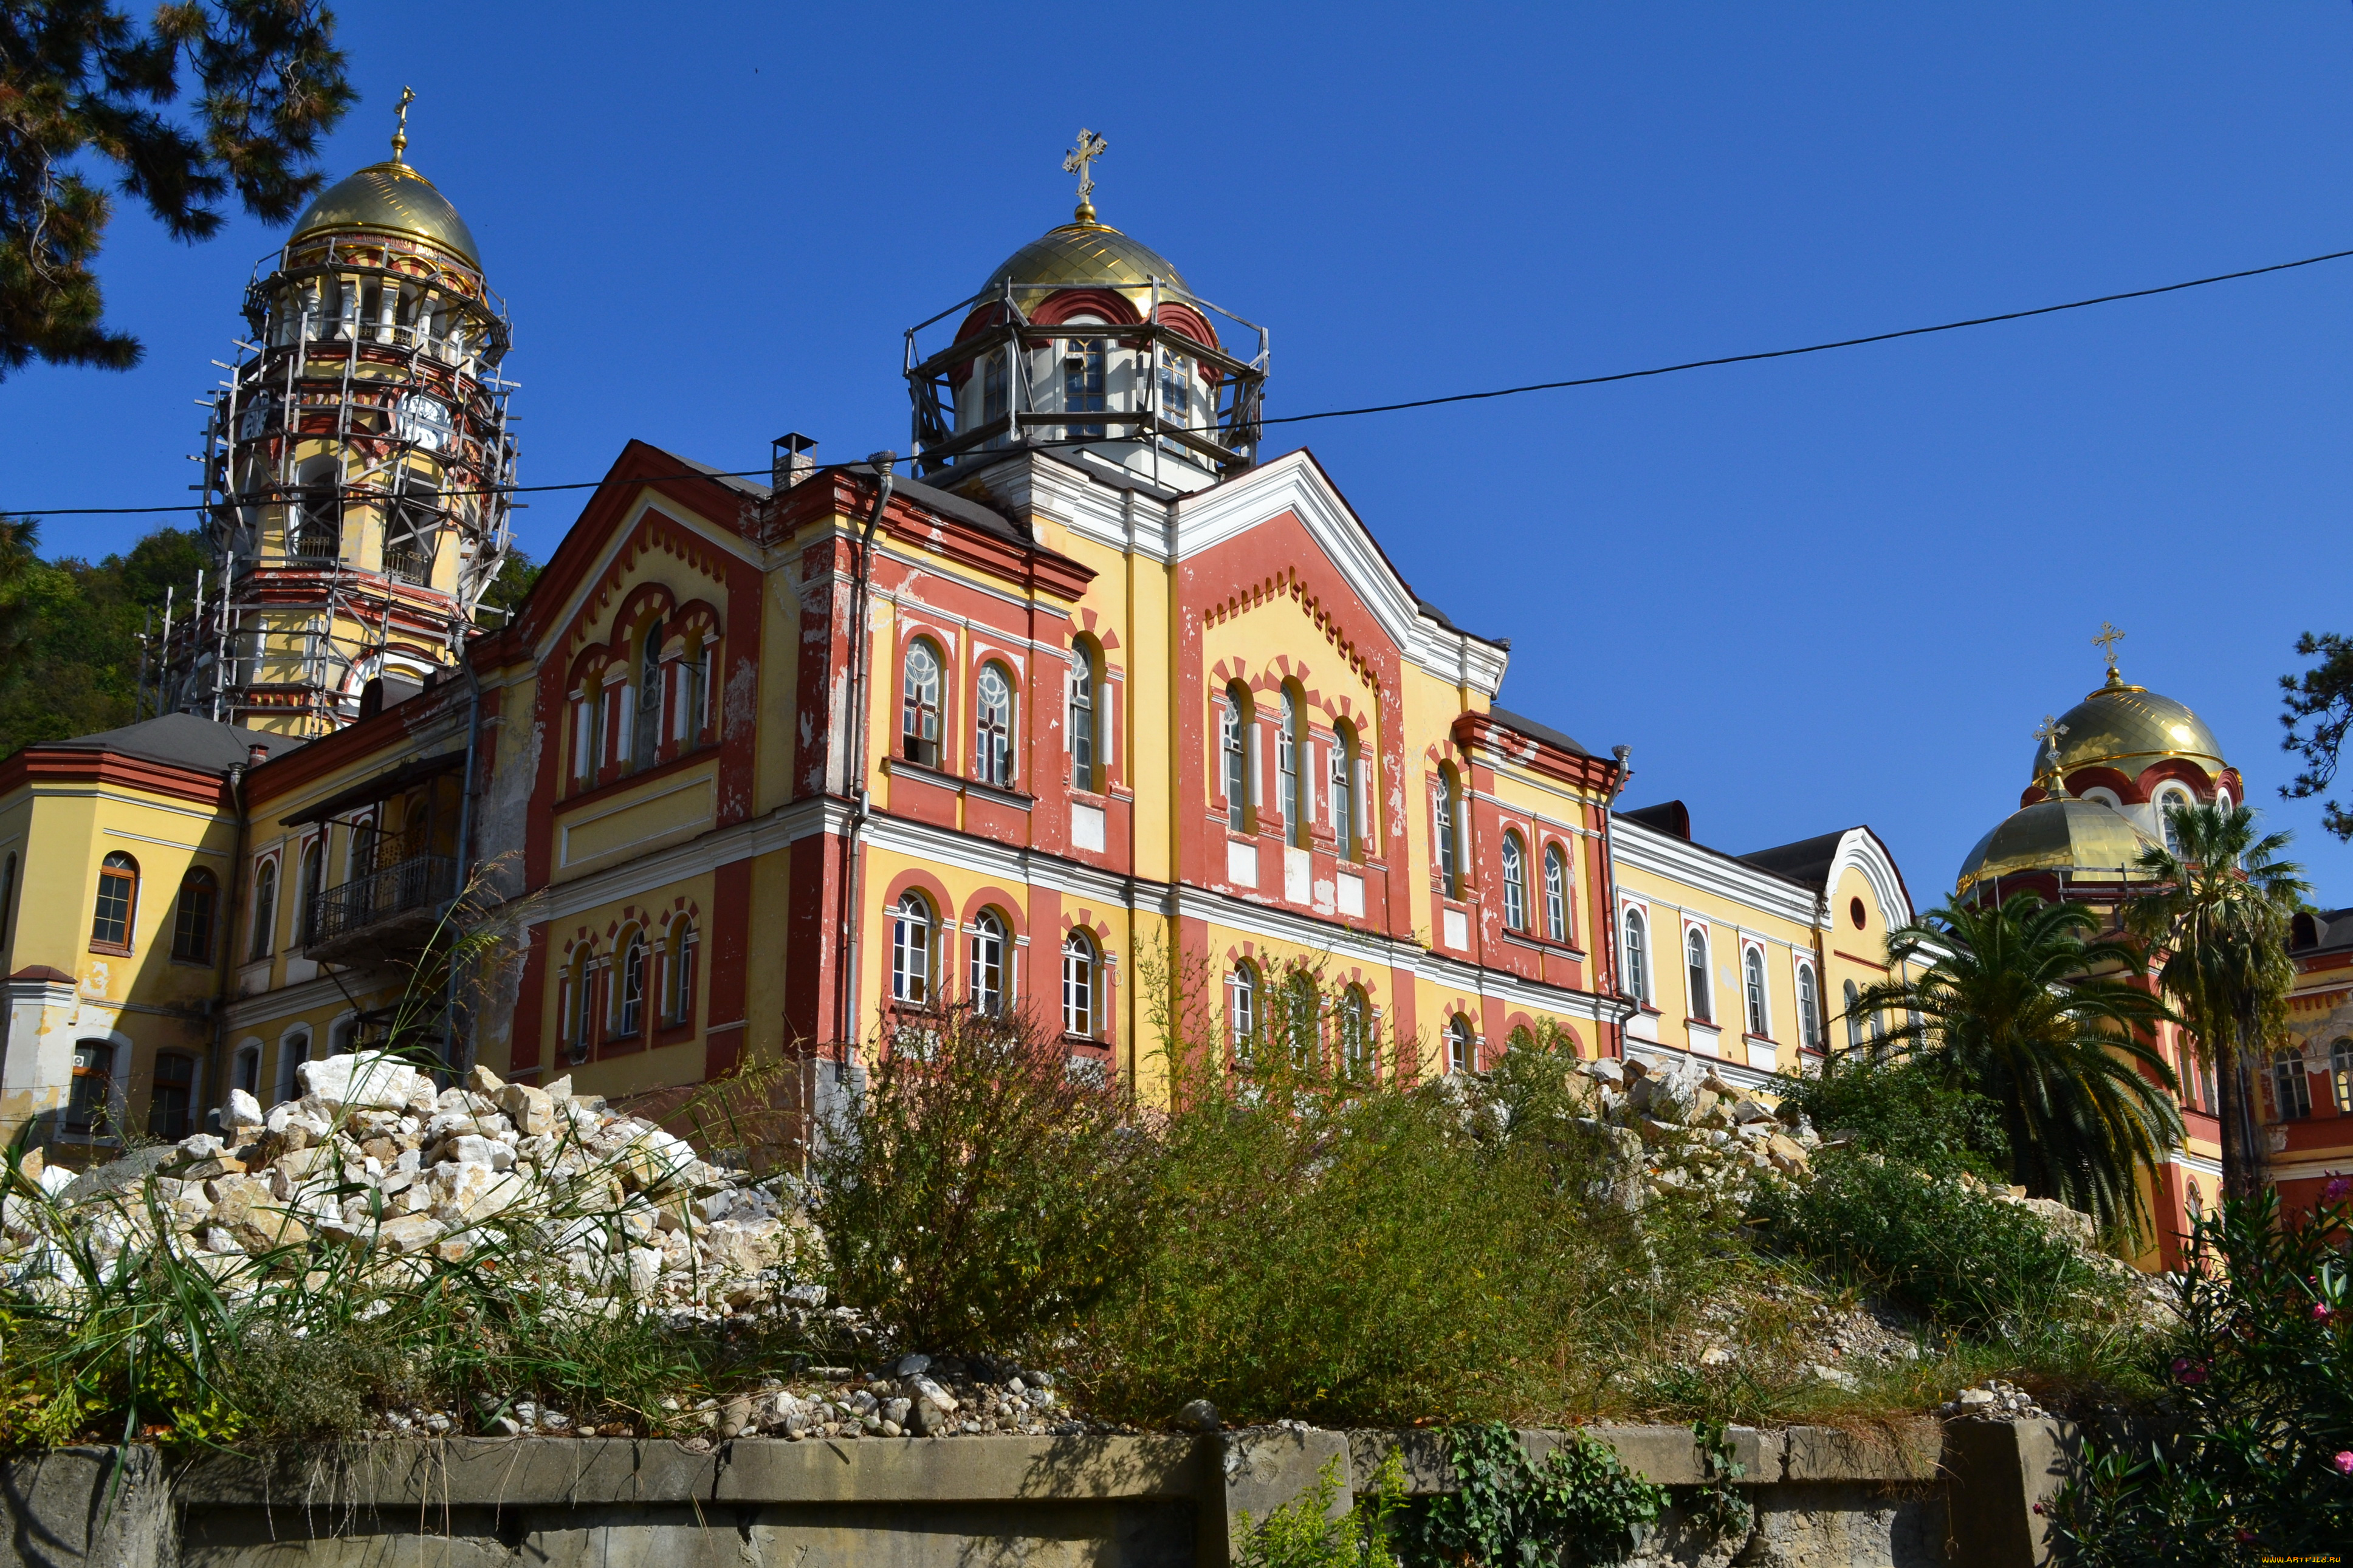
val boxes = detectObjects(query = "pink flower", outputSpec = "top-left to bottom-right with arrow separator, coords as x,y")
2172,1358 -> 2208,1385
2334,1451 -> 2353,1476
2323,1176 -> 2352,1204
2314,1302 -> 2334,1323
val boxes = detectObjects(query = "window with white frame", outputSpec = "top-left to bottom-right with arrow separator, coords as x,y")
1331,725 -> 1357,861
975,662 -> 1014,787
1685,927 -> 1712,1023
273,1027 -> 310,1105
1796,963 -> 1822,1052
568,952 -> 594,1059
1743,945 -> 1769,1036
1222,687 -> 1251,832
662,920 -> 696,1028
1435,769 -> 1462,895
1447,1015 -> 1475,1073
1843,979 -> 1863,1050
247,857 -> 277,961
633,619 -> 664,769
970,911 -> 1007,1016
1229,962 -> 1258,1056
1338,987 -> 1372,1075
901,640 -> 943,767
1622,906 -> 1650,1003
2156,786 -> 2194,858
1500,832 -> 1528,930
891,892 -> 934,1005
1062,931 -> 1097,1038
1278,690 -> 1301,837
2273,1047 -> 2312,1120
1542,844 -> 1568,942
1070,641 -> 1099,790
617,933 -> 645,1036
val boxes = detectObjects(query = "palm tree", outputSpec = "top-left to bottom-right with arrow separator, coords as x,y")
1851,892 -> 2183,1237
2124,801 -> 2308,1200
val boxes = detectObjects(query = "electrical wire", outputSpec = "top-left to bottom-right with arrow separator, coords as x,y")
8,242 -> 2351,520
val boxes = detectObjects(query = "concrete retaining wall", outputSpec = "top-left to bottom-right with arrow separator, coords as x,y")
1,1420 -> 2076,1568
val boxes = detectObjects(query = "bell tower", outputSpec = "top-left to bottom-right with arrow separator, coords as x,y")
164,91 -> 518,734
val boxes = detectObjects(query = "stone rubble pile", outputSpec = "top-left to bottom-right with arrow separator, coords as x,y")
0,1050 -> 817,1318
1567,1053 -> 1821,1208
1939,1379 -> 2047,1420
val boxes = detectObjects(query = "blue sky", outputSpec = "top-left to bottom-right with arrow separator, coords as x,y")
6,2 -> 2352,905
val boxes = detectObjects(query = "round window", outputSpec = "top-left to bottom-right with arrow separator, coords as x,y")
1849,897 -> 1867,930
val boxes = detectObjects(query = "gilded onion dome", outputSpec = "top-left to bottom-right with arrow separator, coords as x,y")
290,158 -> 481,269
981,218 -> 1190,317
2030,669 -> 2226,784
1956,797 -> 2163,895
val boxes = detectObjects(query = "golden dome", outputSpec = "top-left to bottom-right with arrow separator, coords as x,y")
2033,671 -> 2225,784
290,160 -> 480,269
1956,798 -> 2162,894
981,219 -> 1187,313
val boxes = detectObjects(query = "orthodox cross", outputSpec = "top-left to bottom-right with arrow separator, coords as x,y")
2033,714 -> 2070,793
391,86 -> 416,163
1064,128 -> 1108,221
2092,620 -> 2125,677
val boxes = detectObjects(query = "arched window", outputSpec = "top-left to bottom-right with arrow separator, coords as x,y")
273,1027 -> 311,1105
662,920 -> 696,1027
1843,980 -> 1863,1050
567,952 -> 594,1060
91,852 -> 138,952
1743,947 -> 1768,1036
1337,987 -> 1371,1075
1796,964 -> 1822,1052
686,637 -> 714,744
1500,832 -> 1528,930
171,868 -> 218,964
2273,1048 -> 2312,1120
1330,725 -> 1357,861
148,1052 -> 196,1140
1064,332 -> 1107,437
1062,931 -> 1097,1038
296,838 -> 323,947
617,934 -> 645,1036
1685,927 -> 1711,1023
232,1043 -> 261,1098
2334,1038 -> 2353,1115
901,640 -> 943,767
1448,1015 -> 1475,1074
891,892 -> 934,1005
1221,686 -> 1251,831
633,618 -> 665,769
1435,768 -> 1461,895
2156,786 -> 2193,858
1542,845 -> 1568,942
1284,971 -> 1321,1068
245,857 -> 276,960
1622,906 -> 1650,1003
66,1039 -> 113,1135
969,911 -> 1008,1016
1277,688 -> 1306,845
1229,962 -> 1258,1057
588,680 -> 612,782
350,817 -> 378,881
975,662 -> 1014,787
1070,640 -> 1099,790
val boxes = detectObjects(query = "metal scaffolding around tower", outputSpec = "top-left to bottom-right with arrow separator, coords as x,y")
148,127 -> 518,737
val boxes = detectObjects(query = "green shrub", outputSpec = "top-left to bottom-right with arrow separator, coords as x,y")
2050,1188 -> 2353,1563
1398,1421 -> 1668,1567
1234,1453 -> 1408,1568
1751,1147 -> 2119,1337
1766,1054 -> 2007,1178
811,1005 -> 1157,1353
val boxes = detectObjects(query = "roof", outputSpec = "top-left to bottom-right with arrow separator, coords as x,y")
2041,672 -> 2226,783
983,218 -> 1189,313
290,160 -> 480,268
2291,907 -> 2353,955
1739,829 -> 1855,891
33,714 -> 307,773
1620,799 -> 1691,839
1486,705 -> 1590,759
658,448 -> 1031,547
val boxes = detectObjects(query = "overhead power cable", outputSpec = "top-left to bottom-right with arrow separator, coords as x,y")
9,242 -> 2352,520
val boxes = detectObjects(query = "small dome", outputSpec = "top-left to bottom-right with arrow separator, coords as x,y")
2032,671 -> 2225,784
981,218 -> 1187,313
1956,797 -> 2162,894
290,160 -> 480,269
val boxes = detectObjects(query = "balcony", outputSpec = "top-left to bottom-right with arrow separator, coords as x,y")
304,852 -> 457,963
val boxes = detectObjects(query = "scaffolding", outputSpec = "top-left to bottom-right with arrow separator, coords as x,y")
903,274 -> 1269,491
147,227 -> 519,734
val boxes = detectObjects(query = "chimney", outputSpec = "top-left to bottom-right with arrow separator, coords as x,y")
247,742 -> 270,770
772,433 -> 819,491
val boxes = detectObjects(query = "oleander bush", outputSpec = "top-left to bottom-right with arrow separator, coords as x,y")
2050,1187 -> 2353,1565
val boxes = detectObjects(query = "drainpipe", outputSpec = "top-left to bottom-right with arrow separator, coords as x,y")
835,454 -> 897,1066
442,645 -> 484,1080
1598,744 -> 1632,1059
207,756 -> 253,1126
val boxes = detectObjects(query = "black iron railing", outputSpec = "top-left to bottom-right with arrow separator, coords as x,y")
306,853 -> 456,947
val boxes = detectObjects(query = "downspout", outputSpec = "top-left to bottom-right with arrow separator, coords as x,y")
442,648 -> 484,1080
207,759 -> 250,1127
835,454 -> 897,1064
1598,744 -> 1632,1059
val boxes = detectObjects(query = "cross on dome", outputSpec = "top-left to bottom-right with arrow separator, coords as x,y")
1063,128 -> 1108,224
391,85 -> 415,165
2092,620 -> 2126,679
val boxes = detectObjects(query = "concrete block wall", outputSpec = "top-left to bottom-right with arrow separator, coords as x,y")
1,1420 -> 2076,1568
